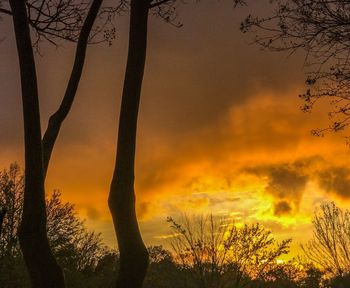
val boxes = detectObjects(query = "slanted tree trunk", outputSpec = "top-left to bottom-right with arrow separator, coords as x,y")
9,1 -> 65,287
108,0 -> 150,287
42,0 -> 103,179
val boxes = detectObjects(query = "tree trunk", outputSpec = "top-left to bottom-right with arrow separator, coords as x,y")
9,1 -> 65,287
42,0 -> 103,179
0,208 -> 6,239
108,0 -> 149,287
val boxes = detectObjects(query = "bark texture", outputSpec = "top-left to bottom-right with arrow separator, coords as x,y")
9,1 -> 65,287
108,0 -> 150,287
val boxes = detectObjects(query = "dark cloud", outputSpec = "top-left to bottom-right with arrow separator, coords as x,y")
263,165 -> 308,201
274,201 -> 292,216
245,156 -> 350,216
244,157 -> 320,216
317,167 -> 350,199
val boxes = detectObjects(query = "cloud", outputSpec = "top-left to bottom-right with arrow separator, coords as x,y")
209,196 -> 240,206
244,157 -> 321,216
317,167 -> 350,199
243,155 -> 350,218
274,201 -> 292,216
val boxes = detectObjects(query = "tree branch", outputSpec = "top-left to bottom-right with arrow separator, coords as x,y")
42,0 -> 103,178
0,8 -> 12,15
149,0 -> 173,9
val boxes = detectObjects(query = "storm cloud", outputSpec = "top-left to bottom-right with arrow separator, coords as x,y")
317,167 -> 350,199
245,159 -> 313,216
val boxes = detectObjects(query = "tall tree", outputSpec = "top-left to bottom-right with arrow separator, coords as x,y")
9,2 -> 64,286
5,0 -> 105,286
241,0 -> 350,137
108,1 -> 245,286
108,0 -> 185,286
109,1 -> 150,286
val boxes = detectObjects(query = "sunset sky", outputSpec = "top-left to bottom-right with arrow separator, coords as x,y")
1,1 -> 350,258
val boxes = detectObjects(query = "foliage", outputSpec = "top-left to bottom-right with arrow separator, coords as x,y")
253,261 -> 322,288
167,215 -> 291,288
0,164 -> 115,288
2,164 -> 350,287
324,273 -> 350,288
0,163 -> 23,258
143,245 -> 183,288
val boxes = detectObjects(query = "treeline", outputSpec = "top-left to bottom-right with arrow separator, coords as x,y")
1,164 -> 350,288
0,164 -> 116,288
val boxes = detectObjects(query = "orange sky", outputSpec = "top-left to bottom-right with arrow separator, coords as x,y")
1,1 -> 350,258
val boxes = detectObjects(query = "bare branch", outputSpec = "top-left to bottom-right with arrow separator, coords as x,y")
242,0 -> 350,138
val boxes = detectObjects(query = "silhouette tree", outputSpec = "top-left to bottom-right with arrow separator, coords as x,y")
167,215 -> 291,288
108,0 -> 150,286
143,246 -> 182,288
108,1 -> 182,287
108,1 -> 245,287
241,0 -> 350,138
302,202 -> 350,278
325,273 -> 350,288
3,1 -> 107,286
252,260 -> 323,288
0,164 -> 111,288
0,164 -> 23,258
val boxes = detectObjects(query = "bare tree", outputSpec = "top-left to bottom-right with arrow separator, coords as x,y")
241,0 -> 350,138
167,215 -> 291,288
3,0 -> 107,286
302,202 -> 350,278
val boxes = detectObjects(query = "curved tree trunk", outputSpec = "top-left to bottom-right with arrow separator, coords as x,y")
42,0 -> 103,179
108,0 -> 150,287
9,1 -> 65,287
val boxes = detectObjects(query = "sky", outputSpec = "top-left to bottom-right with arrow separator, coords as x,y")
1,1 -> 350,258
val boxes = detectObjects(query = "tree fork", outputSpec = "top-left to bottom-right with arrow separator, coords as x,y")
108,0 -> 150,287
